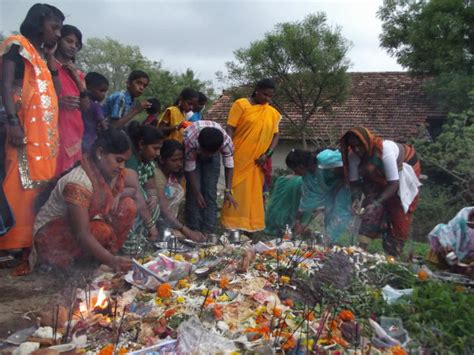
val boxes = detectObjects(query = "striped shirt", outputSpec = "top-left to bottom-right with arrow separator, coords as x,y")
183,120 -> 234,172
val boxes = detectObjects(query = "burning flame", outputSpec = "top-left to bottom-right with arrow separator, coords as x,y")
94,287 -> 108,309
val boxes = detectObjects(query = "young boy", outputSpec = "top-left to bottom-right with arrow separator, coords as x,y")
187,91 -> 208,122
81,72 -> 109,153
183,120 -> 237,234
142,98 -> 161,126
103,69 -> 151,128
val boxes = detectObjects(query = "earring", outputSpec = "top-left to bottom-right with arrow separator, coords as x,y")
40,42 -> 45,49
97,155 -> 102,160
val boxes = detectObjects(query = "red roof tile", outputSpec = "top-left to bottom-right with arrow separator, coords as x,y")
206,72 -> 445,143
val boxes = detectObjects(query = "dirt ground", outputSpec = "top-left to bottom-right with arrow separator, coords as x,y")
0,263 -> 95,345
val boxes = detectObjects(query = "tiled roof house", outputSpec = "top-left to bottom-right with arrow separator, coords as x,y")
206,72 -> 446,144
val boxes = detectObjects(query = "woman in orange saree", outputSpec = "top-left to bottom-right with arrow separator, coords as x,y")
33,129 -> 136,271
221,79 -> 280,232
0,4 -> 64,275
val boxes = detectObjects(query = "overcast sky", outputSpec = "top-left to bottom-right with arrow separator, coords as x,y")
0,0 -> 403,91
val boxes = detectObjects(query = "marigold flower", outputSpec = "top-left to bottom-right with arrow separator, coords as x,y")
255,263 -> 266,271
164,308 -> 176,318
244,325 -> 271,340
217,294 -> 230,302
338,310 -> 355,322
157,283 -> 172,298
213,304 -> 223,320
118,348 -> 128,355
176,296 -> 186,304
255,314 -> 268,324
177,279 -> 190,289
282,299 -> 294,307
280,275 -> 290,284
220,277 -> 230,289
390,346 -> 407,355
173,254 -> 185,262
205,297 -> 215,306
263,250 -> 277,258
305,311 -> 315,321
281,333 -> 297,350
255,305 -> 266,316
273,307 -> 282,318
331,336 -> 349,347
99,344 -> 114,355
302,338 -> 314,350
418,270 -> 428,281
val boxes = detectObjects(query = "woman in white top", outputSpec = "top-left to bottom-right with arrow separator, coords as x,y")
33,129 -> 139,271
340,127 -> 421,256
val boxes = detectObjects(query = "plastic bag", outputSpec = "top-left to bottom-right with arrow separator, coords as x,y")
177,317 -> 237,354
381,285 -> 413,305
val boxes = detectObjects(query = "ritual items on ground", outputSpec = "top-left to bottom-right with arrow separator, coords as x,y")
6,235 -> 473,354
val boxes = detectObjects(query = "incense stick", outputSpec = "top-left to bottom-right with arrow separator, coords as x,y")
64,287 -> 77,344
115,306 -> 127,350
199,290 -> 210,318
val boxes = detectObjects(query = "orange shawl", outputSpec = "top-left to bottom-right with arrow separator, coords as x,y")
340,126 -> 383,183
1,35 -> 59,188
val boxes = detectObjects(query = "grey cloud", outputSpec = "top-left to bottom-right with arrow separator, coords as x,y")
1,0 -> 402,89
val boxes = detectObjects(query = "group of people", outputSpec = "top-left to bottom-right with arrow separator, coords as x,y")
1,3 -> 472,278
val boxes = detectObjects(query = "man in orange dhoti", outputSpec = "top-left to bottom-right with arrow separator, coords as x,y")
221,79 -> 281,232
0,4 -> 64,274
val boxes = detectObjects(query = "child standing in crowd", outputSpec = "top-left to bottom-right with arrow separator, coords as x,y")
54,24 -> 88,176
183,121 -> 237,235
142,98 -> 161,126
81,72 -> 109,153
103,70 -> 151,128
123,122 -> 163,254
187,91 -> 208,122
158,87 -> 198,142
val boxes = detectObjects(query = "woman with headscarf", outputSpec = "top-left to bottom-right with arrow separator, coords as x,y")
427,207 -> 474,277
0,3 -> 64,275
285,148 -> 352,243
340,127 -> 422,256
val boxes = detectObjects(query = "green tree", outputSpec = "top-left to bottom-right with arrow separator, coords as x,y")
221,13 -> 351,148
378,0 -> 474,111
76,37 -> 150,92
76,37 -> 214,107
147,68 -> 214,108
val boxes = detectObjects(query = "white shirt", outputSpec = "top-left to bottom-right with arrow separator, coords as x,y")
348,140 -> 400,182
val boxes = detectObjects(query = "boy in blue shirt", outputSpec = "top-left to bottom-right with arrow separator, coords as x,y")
103,70 -> 151,128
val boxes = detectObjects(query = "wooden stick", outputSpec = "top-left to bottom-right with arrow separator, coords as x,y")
114,306 -> 126,350
199,290 -> 210,318
54,304 -> 59,343
64,287 -> 76,344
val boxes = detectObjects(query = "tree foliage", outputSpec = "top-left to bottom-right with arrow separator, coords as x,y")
76,37 -> 213,108
221,13 -> 351,147
379,0 -> 474,204
378,0 -> 474,111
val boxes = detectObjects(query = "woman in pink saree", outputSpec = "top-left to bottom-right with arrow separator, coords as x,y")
55,25 -> 88,176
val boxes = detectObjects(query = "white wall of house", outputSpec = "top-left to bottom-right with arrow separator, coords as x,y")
272,139 -> 321,170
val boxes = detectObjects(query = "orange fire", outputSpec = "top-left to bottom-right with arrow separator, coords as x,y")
79,301 -> 88,314
94,287 -> 108,309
